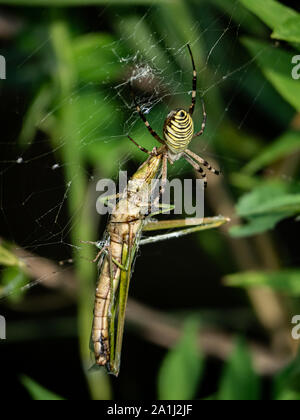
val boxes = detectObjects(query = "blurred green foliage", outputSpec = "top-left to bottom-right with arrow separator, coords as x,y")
0,244 -> 24,268
226,270 -> 300,296
158,318 -> 204,400
230,180 -> 300,237
21,375 -> 65,400
217,338 -> 261,401
1,0 -> 300,401
273,348 -> 300,400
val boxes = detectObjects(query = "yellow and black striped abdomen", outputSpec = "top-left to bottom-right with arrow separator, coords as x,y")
163,109 -> 194,155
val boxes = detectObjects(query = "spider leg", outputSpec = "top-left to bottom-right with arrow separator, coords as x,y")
128,136 -> 160,158
184,153 -> 208,188
185,149 -> 220,176
187,44 -> 197,116
131,91 -> 165,146
93,246 -> 108,264
81,241 -> 108,263
193,97 -> 207,138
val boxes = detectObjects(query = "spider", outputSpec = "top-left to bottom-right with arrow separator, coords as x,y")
128,44 -> 220,189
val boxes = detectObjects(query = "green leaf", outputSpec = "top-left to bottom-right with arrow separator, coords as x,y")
243,131 -> 300,175
239,0 -> 298,30
157,318 -> 204,400
236,182 -> 300,217
212,0 -> 267,37
273,348 -> 300,400
218,337 -> 261,400
242,37 -> 300,111
18,84 -> 54,147
0,246 -> 28,301
272,16 -> 300,43
21,375 -> 65,401
234,181 -> 289,215
241,194 -> 300,216
225,270 -> 300,296
230,213 -> 286,238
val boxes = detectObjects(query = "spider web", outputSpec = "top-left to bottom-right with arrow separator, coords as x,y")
0,0 -> 291,300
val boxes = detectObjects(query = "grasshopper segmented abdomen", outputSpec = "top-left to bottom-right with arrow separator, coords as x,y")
91,154 -> 163,373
